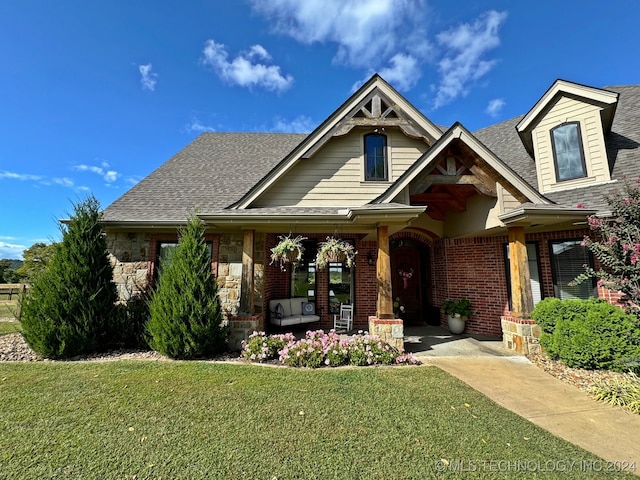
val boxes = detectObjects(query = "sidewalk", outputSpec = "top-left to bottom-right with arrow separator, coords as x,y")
422,355 -> 640,470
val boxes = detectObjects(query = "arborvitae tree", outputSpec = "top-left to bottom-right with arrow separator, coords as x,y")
20,196 -> 117,358
147,215 -> 228,359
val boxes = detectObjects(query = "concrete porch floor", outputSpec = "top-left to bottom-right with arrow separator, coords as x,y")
403,324 -> 513,357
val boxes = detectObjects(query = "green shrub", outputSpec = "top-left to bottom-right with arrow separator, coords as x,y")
109,294 -> 150,349
147,215 -> 228,359
534,298 -> 640,371
531,297 -> 591,334
20,196 -> 117,359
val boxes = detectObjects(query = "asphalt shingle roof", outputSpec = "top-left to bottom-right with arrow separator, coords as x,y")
102,132 -> 307,222
474,85 -> 640,212
103,85 -> 640,223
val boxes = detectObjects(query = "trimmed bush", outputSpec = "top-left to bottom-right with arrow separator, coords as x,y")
533,298 -> 640,371
20,196 -> 117,359
147,215 -> 228,359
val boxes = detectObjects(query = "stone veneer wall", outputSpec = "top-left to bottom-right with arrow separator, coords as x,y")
216,231 -> 266,319
106,232 -> 151,301
368,317 -> 404,352
500,314 -> 542,355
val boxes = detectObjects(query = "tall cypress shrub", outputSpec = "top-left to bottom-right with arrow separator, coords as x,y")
147,215 -> 228,359
20,196 -> 117,358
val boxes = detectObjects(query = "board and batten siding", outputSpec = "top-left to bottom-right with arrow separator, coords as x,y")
254,129 -> 429,207
532,95 -> 610,194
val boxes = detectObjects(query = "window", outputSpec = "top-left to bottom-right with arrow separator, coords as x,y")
157,241 -> 212,274
551,122 -> 587,182
504,242 -> 543,309
364,133 -> 387,181
291,240 -> 317,301
327,239 -> 355,314
549,239 -> 595,300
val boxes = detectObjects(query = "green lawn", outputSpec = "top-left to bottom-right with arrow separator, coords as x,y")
0,319 -> 20,335
0,362 -> 620,479
0,303 -> 18,320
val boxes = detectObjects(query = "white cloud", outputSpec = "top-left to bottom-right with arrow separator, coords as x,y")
0,241 -> 26,260
485,98 -> 505,117
251,0 -> 431,71
378,54 -> 421,91
271,115 -> 314,133
139,63 -> 157,91
200,40 -> 293,92
73,162 -> 120,184
433,10 -> 507,108
0,171 -> 42,181
53,177 -> 74,188
186,118 -> 216,134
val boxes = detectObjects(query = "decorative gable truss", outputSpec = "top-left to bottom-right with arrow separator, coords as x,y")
301,89 -> 439,159
408,156 -> 498,220
375,122 -> 549,221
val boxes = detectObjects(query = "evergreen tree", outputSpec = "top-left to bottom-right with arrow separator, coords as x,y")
147,215 -> 227,359
20,196 -> 117,358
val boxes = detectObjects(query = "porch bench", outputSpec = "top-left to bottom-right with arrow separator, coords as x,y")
269,297 -> 319,327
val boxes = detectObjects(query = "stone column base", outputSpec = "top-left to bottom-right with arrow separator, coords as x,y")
501,314 -> 542,355
368,316 -> 404,352
229,314 -> 262,351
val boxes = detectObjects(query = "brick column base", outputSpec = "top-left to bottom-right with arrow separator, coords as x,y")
368,316 -> 404,352
229,314 -> 262,351
500,314 -> 542,355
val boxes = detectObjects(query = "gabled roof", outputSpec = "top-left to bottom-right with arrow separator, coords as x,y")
101,132 -> 306,224
231,74 -> 444,210
515,79 -> 619,155
374,122 -> 549,206
477,85 -> 640,212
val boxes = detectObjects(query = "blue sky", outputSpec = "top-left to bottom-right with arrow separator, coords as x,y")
1,0 -> 638,259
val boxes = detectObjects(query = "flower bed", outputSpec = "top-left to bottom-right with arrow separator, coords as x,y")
242,330 -> 419,368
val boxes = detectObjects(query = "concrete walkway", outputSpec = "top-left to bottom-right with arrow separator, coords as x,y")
406,326 -> 640,471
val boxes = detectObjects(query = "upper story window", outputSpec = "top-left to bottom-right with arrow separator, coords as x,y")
364,133 -> 387,181
550,122 -> 587,182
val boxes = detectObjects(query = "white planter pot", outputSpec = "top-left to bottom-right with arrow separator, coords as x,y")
447,314 -> 467,334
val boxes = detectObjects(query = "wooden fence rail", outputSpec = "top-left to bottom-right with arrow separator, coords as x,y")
0,283 -> 28,304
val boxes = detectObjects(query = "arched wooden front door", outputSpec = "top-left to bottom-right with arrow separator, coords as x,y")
390,239 -> 431,325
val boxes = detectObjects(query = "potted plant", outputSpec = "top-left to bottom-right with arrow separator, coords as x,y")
270,234 -> 306,271
393,297 -> 406,319
441,298 -> 472,334
315,236 -> 357,269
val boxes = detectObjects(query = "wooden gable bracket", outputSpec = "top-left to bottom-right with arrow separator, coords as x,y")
302,91 -> 430,159
410,156 -> 498,198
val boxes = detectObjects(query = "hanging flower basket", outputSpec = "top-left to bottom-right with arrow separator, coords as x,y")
315,236 -> 357,269
270,234 -> 306,271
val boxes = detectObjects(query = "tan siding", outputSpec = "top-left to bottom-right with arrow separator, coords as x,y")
255,129 -> 428,207
532,96 -> 611,194
499,186 -> 521,213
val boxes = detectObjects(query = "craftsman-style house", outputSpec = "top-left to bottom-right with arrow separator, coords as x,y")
101,74 -> 639,352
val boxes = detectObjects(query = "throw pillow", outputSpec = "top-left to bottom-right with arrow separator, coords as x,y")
275,303 -> 284,319
302,302 -> 315,315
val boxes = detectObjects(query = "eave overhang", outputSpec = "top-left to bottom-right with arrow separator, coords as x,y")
516,79 -> 619,155
498,206 -> 595,227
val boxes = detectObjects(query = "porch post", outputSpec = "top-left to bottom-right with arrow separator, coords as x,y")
376,224 -> 394,319
507,226 -> 533,317
240,229 -> 255,315
501,226 -> 540,355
